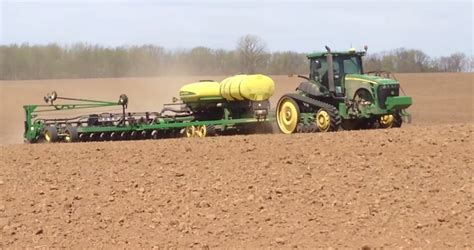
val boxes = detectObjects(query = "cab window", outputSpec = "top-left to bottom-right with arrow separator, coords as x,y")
310,59 -> 327,81
342,56 -> 362,74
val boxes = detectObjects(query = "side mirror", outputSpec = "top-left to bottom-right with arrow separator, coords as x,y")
314,60 -> 321,69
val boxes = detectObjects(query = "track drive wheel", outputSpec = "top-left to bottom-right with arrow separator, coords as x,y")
43,126 -> 59,143
315,106 -> 341,132
276,96 -> 300,134
64,125 -> 78,143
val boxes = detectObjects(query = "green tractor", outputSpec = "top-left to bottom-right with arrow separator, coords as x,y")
276,46 -> 413,133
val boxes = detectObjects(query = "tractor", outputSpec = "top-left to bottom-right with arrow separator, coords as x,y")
276,46 -> 413,133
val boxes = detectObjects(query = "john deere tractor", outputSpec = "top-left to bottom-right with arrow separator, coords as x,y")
276,46 -> 412,133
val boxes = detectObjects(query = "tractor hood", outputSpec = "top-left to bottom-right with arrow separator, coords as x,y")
345,74 -> 398,85
345,73 -> 412,111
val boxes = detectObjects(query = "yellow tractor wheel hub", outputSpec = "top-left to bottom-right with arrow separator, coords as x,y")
316,110 -> 331,132
277,98 -> 299,134
380,114 -> 394,128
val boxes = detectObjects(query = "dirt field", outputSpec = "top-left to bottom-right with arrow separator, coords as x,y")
1,73 -> 472,144
0,73 -> 473,248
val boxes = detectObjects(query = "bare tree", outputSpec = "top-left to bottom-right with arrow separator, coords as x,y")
469,55 -> 474,72
435,53 -> 466,72
236,35 -> 268,74
449,53 -> 466,72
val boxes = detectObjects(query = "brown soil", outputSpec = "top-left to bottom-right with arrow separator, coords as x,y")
1,124 -> 472,248
1,73 -> 472,144
0,73 -> 473,248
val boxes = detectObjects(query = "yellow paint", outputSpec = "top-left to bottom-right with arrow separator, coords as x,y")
379,114 -> 394,128
316,109 -> 331,132
345,77 -> 378,85
220,74 -> 275,101
185,126 -> 195,138
44,131 -> 51,142
179,74 -> 275,103
220,74 -> 246,101
179,81 -> 221,103
195,125 -> 207,138
277,98 -> 299,134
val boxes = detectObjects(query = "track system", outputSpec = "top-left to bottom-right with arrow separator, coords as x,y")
276,94 -> 342,134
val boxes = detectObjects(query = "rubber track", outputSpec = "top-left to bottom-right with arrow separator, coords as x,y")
284,94 -> 342,131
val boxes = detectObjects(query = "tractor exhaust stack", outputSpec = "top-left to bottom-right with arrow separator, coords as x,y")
325,46 -> 335,93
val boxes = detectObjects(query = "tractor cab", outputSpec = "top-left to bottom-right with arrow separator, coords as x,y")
307,49 -> 365,96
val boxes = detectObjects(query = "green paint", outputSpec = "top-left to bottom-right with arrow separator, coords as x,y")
300,113 -> 315,124
23,94 -> 276,142
295,47 -> 413,123
23,97 -> 120,142
385,96 -> 413,110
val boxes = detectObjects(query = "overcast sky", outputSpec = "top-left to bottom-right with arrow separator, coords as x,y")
1,0 -> 472,56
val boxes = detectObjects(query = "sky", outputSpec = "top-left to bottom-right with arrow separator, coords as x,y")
1,0 -> 472,56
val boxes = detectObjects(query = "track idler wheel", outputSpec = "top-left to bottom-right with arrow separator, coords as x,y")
276,97 -> 300,134
378,114 -> 394,128
315,107 -> 341,132
377,112 -> 403,129
43,126 -> 59,143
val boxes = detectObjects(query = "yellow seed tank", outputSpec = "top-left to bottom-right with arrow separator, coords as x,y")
179,74 -> 275,103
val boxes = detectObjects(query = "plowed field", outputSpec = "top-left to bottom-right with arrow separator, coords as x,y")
0,73 -> 473,248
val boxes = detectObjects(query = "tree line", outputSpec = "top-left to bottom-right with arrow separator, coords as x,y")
364,48 -> 472,73
0,35 -> 471,80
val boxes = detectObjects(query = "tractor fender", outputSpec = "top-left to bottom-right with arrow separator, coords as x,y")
344,77 -> 374,100
296,81 -> 325,97
352,87 -> 374,100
